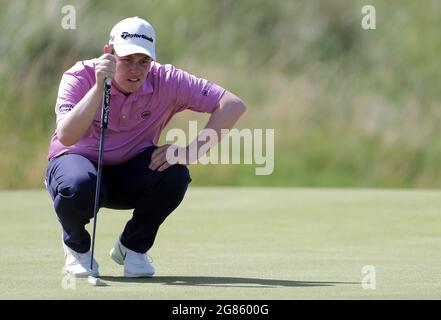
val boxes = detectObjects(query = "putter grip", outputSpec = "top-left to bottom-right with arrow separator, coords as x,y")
101,78 -> 111,129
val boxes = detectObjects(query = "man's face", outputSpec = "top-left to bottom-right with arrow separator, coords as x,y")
113,53 -> 152,94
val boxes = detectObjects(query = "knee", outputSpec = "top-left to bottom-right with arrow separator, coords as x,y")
57,173 -> 96,210
162,165 -> 192,193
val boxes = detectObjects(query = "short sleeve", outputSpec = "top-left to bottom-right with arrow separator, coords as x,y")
54,62 -> 94,123
170,66 -> 226,113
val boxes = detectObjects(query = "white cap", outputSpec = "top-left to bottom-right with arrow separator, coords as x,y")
109,17 -> 156,60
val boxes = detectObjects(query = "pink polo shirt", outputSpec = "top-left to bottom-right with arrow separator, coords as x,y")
47,60 -> 225,165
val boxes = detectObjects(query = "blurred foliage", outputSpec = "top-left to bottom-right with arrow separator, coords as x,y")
1,0 -> 441,188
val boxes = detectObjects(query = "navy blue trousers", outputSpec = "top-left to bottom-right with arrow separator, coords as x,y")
45,146 -> 191,253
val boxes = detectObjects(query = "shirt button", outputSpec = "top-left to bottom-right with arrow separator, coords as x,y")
122,115 -> 127,119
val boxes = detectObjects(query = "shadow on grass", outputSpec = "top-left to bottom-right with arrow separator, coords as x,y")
100,276 -> 359,288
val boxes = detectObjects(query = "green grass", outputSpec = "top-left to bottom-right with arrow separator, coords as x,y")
1,187 -> 440,299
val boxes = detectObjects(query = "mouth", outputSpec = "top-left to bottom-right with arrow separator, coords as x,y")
127,78 -> 140,83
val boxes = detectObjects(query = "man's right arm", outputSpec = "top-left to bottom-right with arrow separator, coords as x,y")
57,83 -> 103,146
57,53 -> 115,146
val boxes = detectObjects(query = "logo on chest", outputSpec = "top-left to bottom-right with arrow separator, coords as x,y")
141,110 -> 151,119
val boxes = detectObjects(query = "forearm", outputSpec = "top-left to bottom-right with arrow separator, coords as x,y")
203,100 -> 244,140
57,83 -> 103,146
189,91 -> 246,159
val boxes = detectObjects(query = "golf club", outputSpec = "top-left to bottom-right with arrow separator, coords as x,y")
88,78 -> 111,287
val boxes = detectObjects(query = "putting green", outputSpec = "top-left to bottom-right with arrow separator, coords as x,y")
0,187 -> 440,299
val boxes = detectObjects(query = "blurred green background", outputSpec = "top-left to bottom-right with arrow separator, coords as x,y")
1,0 -> 440,189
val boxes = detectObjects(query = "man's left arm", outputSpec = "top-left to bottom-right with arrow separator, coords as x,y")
149,90 -> 246,171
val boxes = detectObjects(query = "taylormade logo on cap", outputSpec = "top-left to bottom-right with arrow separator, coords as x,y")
109,16 -> 156,60
120,32 -> 153,42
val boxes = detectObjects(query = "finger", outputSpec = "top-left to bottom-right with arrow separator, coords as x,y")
149,147 -> 168,170
157,161 -> 172,172
99,53 -> 115,61
150,157 -> 167,171
150,152 -> 168,171
95,65 -> 116,75
96,72 -> 115,82
150,146 -> 165,163
95,64 -> 115,73
95,67 -> 116,76
151,145 -> 170,164
95,61 -> 116,70
94,60 -> 116,71
96,59 -> 115,66
150,146 -> 162,159
95,68 -> 115,76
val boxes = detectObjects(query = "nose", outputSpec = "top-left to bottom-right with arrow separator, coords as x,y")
127,61 -> 139,73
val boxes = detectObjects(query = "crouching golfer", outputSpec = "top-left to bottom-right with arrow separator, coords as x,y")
45,17 -> 245,278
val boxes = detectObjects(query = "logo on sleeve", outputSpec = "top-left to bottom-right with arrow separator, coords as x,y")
57,104 -> 75,113
201,81 -> 212,96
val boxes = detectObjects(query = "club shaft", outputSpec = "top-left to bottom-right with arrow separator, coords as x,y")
90,79 -> 111,271
90,130 -> 105,270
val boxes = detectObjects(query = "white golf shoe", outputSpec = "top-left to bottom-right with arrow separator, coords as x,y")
109,239 -> 155,278
63,242 -> 99,277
